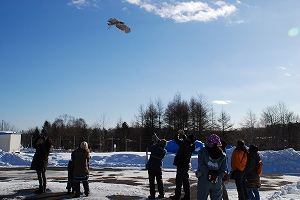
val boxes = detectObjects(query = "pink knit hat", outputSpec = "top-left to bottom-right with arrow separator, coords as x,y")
208,134 -> 222,147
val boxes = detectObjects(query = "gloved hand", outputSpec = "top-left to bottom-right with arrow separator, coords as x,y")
208,170 -> 219,183
211,176 -> 219,184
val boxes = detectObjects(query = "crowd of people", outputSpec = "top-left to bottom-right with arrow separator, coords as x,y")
31,135 -> 91,198
146,130 -> 262,200
31,131 -> 261,199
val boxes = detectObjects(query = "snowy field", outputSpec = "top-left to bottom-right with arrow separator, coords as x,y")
0,147 -> 300,199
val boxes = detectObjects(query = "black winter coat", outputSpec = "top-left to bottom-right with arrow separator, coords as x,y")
244,151 -> 261,188
31,137 -> 52,172
147,141 -> 167,172
173,133 -> 195,169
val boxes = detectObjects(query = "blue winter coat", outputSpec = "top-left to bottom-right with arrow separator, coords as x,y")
197,146 -> 227,200
197,146 -> 227,181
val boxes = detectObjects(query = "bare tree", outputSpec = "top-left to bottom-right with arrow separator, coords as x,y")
188,94 -> 210,139
218,109 -> 234,139
93,113 -> 109,152
239,109 -> 259,144
240,109 -> 258,129
164,92 -> 189,130
207,106 -> 220,131
144,99 -> 158,130
1,120 -> 17,131
260,101 -> 299,149
136,104 -> 145,128
97,113 -> 109,130
156,98 -> 164,130
260,101 -> 298,126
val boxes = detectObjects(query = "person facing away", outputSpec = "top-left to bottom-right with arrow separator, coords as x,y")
30,134 -> 52,194
231,139 -> 249,200
244,145 -> 261,200
170,129 -> 196,200
147,137 -> 167,199
73,141 -> 91,198
196,134 -> 227,200
66,150 -> 75,195
221,140 -> 229,200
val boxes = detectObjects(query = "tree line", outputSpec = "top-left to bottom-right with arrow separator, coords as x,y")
9,93 -> 300,151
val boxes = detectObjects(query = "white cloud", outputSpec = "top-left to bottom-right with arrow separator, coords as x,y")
68,0 -> 100,9
212,100 -> 232,105
277,66 -> 286,70
124,0 -> 237,22
283,73 -> 291,76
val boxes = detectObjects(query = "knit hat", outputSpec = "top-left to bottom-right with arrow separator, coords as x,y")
208,134 -> 222,148
80,141 -> 88,150
158,139 -> 167,148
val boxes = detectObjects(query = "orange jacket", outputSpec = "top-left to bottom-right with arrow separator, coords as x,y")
231,149 -> 248,171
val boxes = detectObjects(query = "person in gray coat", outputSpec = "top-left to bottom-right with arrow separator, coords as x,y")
196,134 -> 227,200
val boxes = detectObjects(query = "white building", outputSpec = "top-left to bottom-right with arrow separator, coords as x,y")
0,131 -> 21,152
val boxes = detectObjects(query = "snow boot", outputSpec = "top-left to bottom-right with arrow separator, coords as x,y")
35,186 -> 44,194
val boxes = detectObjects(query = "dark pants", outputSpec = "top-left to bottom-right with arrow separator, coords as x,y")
148,169 -> 164,197
234,171 -> 248,200
222,181 -> 229,200
174,166 -> 190,199
74,181 -> 89,197
37,170 -> 46,190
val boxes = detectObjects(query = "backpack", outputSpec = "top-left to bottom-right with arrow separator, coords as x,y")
256,160 -> 263,174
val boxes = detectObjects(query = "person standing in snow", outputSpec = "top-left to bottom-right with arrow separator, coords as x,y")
30,134 -> 52,194
221,140 -> 229,200
66,150 -> 75,194
196,134 -> 227,200
147,134 -> 167,199
73,141 -> 91,198
170,129 -> 196,200
244,145 -> 261,200
231,139 -> 248,200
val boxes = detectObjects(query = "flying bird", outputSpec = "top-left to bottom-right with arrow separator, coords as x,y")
107,18 -> 131,34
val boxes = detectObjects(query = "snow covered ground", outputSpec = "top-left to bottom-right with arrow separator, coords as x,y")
0,147 -> 300,199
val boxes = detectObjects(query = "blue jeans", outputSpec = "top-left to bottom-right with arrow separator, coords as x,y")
246,188 -> 260,200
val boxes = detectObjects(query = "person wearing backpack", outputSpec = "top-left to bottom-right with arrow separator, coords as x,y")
244,145 -> 261,200
196,134 -> 227,200
231,139 -> 248,200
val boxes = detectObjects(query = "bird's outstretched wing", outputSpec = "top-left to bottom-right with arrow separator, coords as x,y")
108,18 -> 119,26
116,24 -> 131,34
107,18 -> 131,34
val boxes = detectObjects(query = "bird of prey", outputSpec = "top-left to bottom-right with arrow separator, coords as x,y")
107,18 -> 131,34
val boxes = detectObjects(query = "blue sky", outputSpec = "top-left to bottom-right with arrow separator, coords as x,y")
1,0 -> 299,131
